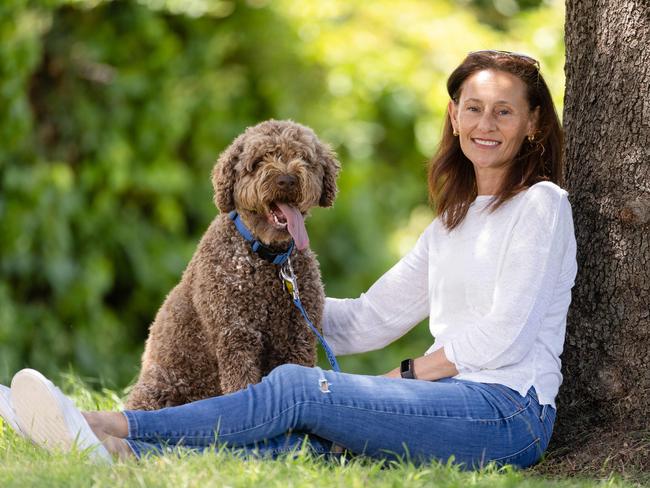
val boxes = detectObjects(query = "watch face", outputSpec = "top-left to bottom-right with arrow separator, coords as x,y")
400,359 -> 414,379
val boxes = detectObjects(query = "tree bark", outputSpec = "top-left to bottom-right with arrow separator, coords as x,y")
554,0 -> 650,471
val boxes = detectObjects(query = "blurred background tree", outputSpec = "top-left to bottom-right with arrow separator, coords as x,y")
0,0 -> 565,388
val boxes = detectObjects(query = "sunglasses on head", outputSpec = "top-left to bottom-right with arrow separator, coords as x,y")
468,50 -> 540,70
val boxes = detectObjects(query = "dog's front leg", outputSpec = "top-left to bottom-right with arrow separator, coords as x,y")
215,325 -> 264,394
275,326 -> 319,368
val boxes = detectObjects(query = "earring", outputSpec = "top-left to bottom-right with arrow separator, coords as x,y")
527,134 -> 535,142
453,129 -> 459,137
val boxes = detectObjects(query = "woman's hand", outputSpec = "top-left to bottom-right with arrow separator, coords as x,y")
382,348 -> 459,380
382,366 -> 401,379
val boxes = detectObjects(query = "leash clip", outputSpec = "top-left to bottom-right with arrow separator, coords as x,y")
278,256 -> 341,373
280,257 -> 300,301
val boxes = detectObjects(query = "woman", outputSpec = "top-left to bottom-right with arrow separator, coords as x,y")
2,50 -> 576,469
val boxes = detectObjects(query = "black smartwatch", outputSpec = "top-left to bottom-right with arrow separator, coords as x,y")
400,358 -> 416,379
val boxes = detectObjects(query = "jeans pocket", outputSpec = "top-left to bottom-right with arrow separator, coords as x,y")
488,384 -> 531,416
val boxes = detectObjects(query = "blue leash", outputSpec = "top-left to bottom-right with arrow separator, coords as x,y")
229,210 -> 341,372
280,260 -> 341,373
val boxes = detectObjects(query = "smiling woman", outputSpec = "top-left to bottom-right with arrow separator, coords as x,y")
430,50 -> 563,230
448,69 -> 539,193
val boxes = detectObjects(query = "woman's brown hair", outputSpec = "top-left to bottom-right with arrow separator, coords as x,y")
427,51 -> 563,230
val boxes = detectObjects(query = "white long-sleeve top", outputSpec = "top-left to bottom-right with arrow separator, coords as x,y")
323,181 -> 577,408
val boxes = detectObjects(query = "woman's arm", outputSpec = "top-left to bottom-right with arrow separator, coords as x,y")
322,222 -> 435,355
383,348 -> 459,380
386,185 -> 575,380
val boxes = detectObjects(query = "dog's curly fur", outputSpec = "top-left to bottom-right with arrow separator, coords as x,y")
125,120 -> 340,410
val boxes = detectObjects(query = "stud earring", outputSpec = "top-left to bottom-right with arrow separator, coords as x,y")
453,129 -> 459,137
527,134 -> 535,142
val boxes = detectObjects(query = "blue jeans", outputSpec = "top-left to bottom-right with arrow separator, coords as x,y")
123,364 -> 555,469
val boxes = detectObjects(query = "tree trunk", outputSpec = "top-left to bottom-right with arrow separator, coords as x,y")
552,0 -> 650,473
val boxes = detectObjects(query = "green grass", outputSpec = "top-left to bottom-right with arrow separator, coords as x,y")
0,376 -> 640,488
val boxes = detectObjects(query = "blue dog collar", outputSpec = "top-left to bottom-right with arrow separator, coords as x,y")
229,211 -> 294,265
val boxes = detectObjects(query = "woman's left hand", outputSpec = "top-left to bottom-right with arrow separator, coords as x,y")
380,349 -> 459,381
382,367 -> 401,378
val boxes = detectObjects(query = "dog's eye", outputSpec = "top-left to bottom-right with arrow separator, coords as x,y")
249,157 -> 264,171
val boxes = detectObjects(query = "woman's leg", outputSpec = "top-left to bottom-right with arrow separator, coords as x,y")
111,364 -> 552,468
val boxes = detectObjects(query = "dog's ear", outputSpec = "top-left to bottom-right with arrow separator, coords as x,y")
318,143 -> 341,207
212,135 -> 244,213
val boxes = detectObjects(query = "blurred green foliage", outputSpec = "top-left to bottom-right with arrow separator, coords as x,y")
0,0 -> 565,387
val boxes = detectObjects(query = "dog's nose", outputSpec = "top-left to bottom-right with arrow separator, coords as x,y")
276,174 -> 298,190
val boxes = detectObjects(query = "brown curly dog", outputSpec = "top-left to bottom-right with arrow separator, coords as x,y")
125,120 -> 340,410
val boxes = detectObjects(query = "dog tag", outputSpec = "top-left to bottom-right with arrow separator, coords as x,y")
280,259 -> 300,300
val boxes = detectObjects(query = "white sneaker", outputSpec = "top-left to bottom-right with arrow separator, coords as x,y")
11,368 -> 113,464
0,384 -> 26,437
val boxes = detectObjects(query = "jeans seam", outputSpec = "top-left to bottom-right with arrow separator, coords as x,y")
124,411 -> 140,439
491,436 -> 540,463
298,401 -> 534,422
125,438 -> 143,458
538,405 -> 554,446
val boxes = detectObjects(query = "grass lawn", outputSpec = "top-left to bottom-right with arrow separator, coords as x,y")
0,375 -> 643,488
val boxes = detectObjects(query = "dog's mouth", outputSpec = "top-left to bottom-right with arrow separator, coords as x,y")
267,202 -> 309,250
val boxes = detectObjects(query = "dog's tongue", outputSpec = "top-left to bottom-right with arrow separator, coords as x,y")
276,203 -> 309,250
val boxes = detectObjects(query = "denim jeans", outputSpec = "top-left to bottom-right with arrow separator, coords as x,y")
123,364 -> 555,469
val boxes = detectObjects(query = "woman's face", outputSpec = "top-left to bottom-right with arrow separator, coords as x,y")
448,69 -> 538,188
